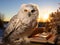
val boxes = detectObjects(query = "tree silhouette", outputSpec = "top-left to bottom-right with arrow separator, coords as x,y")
49,8 -> 60,30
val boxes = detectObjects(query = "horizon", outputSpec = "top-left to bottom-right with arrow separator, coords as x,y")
0,0 -> 60,21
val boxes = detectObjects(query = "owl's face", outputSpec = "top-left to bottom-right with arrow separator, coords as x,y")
20,4 -> 39,19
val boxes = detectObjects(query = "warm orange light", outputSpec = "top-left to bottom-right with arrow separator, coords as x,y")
4,17 -> 10,21
37,6 -> 55,22
37,13 -> 51,22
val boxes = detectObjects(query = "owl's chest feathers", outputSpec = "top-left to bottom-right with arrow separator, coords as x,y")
9,17 -> 37,38
13,18 -> 36,34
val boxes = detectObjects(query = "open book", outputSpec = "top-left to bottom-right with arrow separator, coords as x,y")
29,33 -> 57,44
29,28 -> 57,44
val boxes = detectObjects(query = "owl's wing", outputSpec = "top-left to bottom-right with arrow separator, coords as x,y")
4,15 -> 20,37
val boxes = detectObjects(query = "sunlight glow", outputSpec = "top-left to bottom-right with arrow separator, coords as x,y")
4,17 -> 10,21
37,7 -> 53,22
42,14 -> 49,22
37,13 -> 50,22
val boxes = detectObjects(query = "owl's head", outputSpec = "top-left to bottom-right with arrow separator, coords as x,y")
18,4 -> 39,19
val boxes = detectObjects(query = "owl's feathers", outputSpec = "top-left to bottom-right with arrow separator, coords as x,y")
4,4 -> 39,45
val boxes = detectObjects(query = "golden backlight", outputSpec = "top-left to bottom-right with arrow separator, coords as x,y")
37,13 -> 51,22
37,6 -> 55,22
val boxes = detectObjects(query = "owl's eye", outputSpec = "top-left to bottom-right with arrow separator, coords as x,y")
31,10 -> 35,13
24,9 -> 28,12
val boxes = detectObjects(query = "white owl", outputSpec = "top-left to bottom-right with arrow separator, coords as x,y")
3,4 -> 39,45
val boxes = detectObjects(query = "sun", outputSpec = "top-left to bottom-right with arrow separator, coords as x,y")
37,8 -> 54,22
37,13 -> 51,22
42,14 -> 49,22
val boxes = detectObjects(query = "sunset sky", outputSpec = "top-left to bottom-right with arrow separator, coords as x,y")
0,0 -> 60,21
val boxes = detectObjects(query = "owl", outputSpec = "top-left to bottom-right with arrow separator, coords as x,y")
3,4 -> 39,45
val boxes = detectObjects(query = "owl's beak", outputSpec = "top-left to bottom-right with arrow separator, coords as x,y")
28,12 -> 31,17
